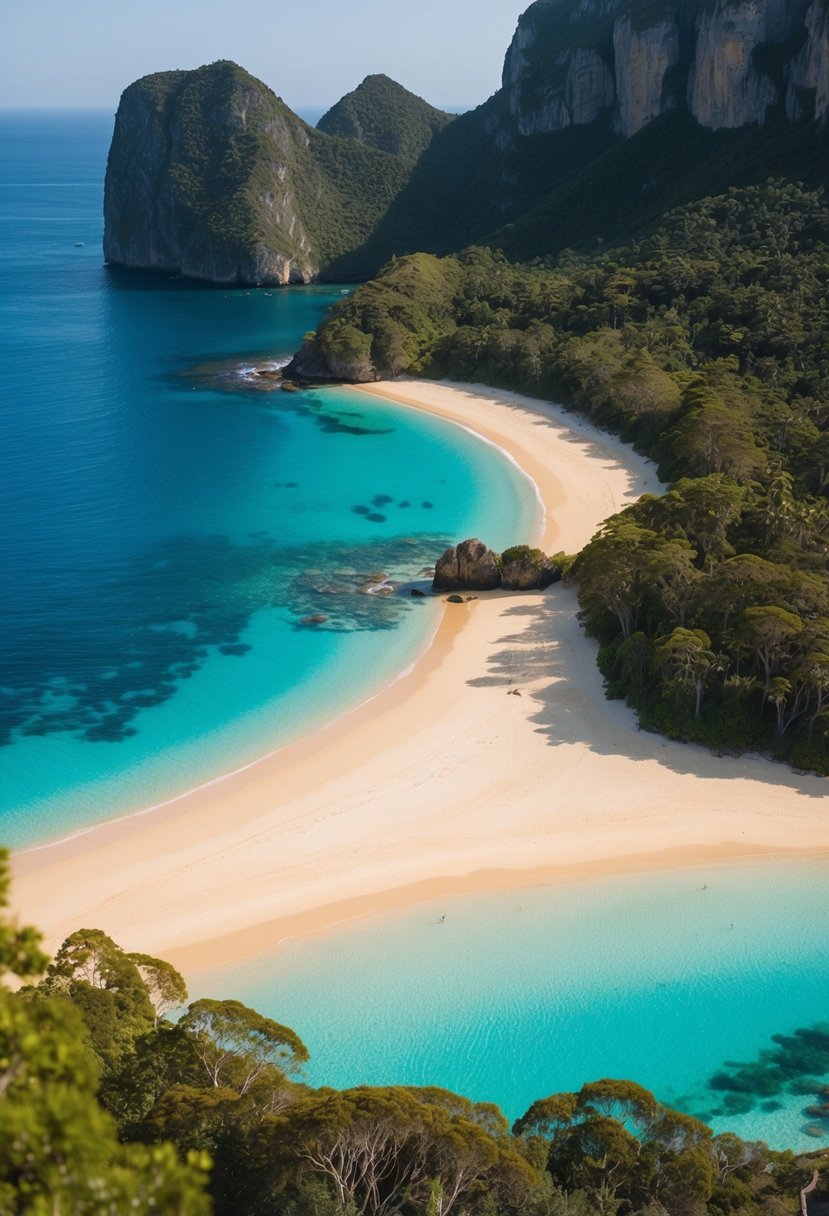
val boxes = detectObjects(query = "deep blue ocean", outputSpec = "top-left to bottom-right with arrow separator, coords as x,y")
2,110 -> 826,1153
0,109 -> 536,846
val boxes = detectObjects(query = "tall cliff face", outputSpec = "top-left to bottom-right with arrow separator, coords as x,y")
613,14 -> 680,137
787,0 -> 829,122
104,62 -> 319,284
104,62 -> 453,285
495,0 -> 825,142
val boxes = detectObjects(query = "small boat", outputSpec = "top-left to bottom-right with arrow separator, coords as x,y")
74,241 -> 84,248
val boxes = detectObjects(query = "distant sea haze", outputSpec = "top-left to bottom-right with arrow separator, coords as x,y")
0,108 -> 536,846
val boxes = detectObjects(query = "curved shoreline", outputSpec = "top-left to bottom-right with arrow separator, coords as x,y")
11,380 -> 828,972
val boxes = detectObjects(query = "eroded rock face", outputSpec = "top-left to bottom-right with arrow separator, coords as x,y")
499,0 -> 823,144
787,0 -> 829,122
432,539 -> 501,592
500,546 -> 560,591
104,63 -> 319,285
614,15 -> 681,136
687,0 -> 779,129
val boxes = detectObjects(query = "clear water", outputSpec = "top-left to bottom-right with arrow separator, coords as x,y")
196,860 -> 829,1151
0,110 -> 537,846
4,113 -> 826,1157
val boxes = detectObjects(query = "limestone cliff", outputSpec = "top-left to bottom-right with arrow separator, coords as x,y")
613,14 -> 680,137
104,62 -> 454,285
495,0 -> 826,142
104,62 -> 319,284
787,0 -> 829,122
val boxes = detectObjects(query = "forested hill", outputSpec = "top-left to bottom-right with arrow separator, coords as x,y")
316,73 -> 454,160
287,181 -> 829,775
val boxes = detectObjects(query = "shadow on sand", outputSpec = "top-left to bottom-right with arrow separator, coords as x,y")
467,588 -> 825,800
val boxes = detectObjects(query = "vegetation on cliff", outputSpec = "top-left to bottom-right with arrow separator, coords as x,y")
2,854 -> 825,1214
290,180 -> 829,774
316,74 -> 454,161
104,62 -> 454,283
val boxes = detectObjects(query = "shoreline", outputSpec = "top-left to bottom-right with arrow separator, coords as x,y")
11,379 -> 828,973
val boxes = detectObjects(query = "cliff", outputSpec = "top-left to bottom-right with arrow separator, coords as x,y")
103,63 -> 453,285
104,62 -> 320,284
494,0 -> 821,141
105,2 -> 829,285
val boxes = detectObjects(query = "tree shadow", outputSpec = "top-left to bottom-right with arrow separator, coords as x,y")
467,588 -> 826,798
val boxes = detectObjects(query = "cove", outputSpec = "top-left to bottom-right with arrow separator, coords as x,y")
0,110 -> 537,847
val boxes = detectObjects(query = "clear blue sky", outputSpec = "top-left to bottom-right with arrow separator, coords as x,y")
1,0 -> 529,111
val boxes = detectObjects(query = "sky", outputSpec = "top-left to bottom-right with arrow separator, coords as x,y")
0,0 -> 530,112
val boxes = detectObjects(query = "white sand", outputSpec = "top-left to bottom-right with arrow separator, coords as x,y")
11,380 -> 827,972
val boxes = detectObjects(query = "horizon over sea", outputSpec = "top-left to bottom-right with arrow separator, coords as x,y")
1,110 -> 826,1154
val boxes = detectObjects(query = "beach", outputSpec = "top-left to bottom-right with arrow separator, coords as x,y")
10,379 -> 828,971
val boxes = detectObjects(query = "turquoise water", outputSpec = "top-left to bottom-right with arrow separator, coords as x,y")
4,113 -> 826,1156
196,860 -> 829,1151
0,110 -> 536,846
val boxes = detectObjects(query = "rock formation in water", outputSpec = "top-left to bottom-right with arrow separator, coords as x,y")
103,62 -> 453,285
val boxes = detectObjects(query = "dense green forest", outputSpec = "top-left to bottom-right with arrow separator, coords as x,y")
288,180 -> 829,774
1,850 -> 826,1215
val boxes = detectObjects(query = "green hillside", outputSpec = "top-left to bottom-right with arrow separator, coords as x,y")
289,181 -> 829,774
316,73 -> 454,160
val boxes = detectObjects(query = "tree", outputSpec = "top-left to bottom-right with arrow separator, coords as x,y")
0,851 -> 211,1213
180,998 -> 308,1094
273,1086 -> 536,1216
38,928 -> 155,1072
655,628 -> 719,719
127,952 -> 189,1026
735,605 -> 805,690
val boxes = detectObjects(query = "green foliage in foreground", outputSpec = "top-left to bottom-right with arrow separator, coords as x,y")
0,851 -> 211,1214
0,833 -> 824,1216
294,180 -> 829,774
2,868 -> 824,1215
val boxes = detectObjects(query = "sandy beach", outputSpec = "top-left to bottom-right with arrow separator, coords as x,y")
11,380 -> 828,972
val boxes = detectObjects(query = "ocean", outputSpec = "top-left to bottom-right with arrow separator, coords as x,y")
2,110 -> 826,1154
0,109 -> 536,846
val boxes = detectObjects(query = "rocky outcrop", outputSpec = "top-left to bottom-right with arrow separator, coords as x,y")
500,546 -> 560,591
614,15 -> 681,137
104,62 -> 454,286
104,62 -> 320,285
432,540 -> 561,593
787,0 -> 829,122
433,540 -> 501,592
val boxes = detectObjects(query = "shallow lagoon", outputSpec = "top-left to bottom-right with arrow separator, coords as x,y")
197,859 -> 829,1151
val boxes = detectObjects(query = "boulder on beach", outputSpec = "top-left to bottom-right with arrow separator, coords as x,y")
499,545 -> 560,591
432,538 -> 501,592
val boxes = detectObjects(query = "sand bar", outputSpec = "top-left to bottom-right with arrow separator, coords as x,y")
11,380 -> 828,972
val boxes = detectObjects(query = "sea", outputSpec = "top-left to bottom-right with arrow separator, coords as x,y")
2,110 -> 827,1153
0,108 -> 537,847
